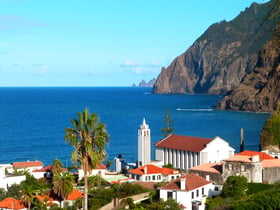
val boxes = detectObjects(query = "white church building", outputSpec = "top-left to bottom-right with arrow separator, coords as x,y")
154,134 -> 235,170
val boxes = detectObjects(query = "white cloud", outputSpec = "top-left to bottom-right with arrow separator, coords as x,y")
121,59 -> 141,67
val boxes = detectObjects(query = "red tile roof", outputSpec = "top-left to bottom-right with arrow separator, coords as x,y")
160,173 -> 212,191
36,189 -> 83,202
238,151 -> 275,160
154,134 -> 212,152
262,159 -> 280,168
129,164 -> 180,175
12,160 -> 43,168
0,197 -> 26,209
189,163 -> 222,174
66,189 -> 83,200
32,165 -> 67,172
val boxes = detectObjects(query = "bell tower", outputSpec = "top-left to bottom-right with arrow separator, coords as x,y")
138,118 -> 151,167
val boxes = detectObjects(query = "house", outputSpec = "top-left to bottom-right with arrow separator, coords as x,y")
188,163 -> 224,196
32,165 -> 67,180
154,134 -> 234,170
0,197 -> 27,210
128,164 -> 182,182
222,150 -> 280,183
77,164 -> 107,181
9,160 -> 44,173
159,173 -> 214,210
0,166 -> 26,191
36,188 -> 83,208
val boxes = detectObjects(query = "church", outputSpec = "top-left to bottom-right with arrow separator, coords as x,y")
137,118 -> 235,170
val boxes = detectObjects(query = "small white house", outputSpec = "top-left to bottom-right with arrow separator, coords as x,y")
0,166 -> 26,191
129,164 -> 182,182
77,164 -> 107,181
159,173 -> 214,210
9,160 -> 44,173
154,134 -> 235,170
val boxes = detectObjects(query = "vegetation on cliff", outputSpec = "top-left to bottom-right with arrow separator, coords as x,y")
260,101 -> 280,150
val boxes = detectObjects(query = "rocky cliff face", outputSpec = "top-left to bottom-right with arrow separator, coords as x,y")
217,22 -> 280,112
153,1 -> 277,95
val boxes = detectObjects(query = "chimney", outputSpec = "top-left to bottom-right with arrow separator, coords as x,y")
205,175 -> 210,181
144,166 -> 147,174
180,178 -> 186,190
252,155 -> 260,162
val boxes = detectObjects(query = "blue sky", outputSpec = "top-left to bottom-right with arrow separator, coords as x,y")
0,0 -> 268,87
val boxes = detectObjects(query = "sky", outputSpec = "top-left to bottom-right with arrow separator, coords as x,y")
0,0 -> 269,87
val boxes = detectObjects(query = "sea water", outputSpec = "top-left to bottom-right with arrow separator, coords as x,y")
0,87 -> 269,166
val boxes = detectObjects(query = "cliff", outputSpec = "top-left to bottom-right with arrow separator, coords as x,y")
153,1 -> 278,96
217,22 -> 280,112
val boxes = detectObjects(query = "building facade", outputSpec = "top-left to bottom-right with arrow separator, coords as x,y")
159,173 -> 214,210
154,135 -> 234,170
129,164 -> 181,182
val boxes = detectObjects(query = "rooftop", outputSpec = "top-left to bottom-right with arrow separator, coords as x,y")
189,163 -> 222,174
129,164 -> 180,175
0,197 -> 26,210
12,160 -> 43,168
160,173 -> 212,191
154,134 -> 212,152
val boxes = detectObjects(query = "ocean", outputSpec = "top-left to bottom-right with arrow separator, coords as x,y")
0,87 -> 270,167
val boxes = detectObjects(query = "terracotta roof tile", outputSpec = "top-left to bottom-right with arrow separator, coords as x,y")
189,163 -> 222,174
262,159 -> 280,168
238,151 -> 275,160
36,189 -> 83,202
66,189 -> 83,200
154,134 -> 212,152
12,161 -> 43,168
160,173 -> 212,191
224,155 -> 252,162
0,197 -> 26,209
32,165 -> 67,172
129,164 -> 180,175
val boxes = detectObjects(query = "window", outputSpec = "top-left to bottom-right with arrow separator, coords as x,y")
167,191 -> 173,198
241,165 -> 246,172
228,163 -> 232,170
214,186 -> 219,191
192,192 -> 194,199
157,175 -> 161,180
196,189 -> 199,197
152,175 -> 155,180
171,176 -> 174,180
145,176 -> 150,181
202,187 -> 204,195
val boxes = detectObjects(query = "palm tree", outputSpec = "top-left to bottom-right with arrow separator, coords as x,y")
64,108 -> 109,210
21,185 -> 38,210
51,158 -> 64,176
52,171 -> 75,207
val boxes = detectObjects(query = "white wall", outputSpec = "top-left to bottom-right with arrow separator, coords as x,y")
201,136 -> 234,164
155,148 -> 164,163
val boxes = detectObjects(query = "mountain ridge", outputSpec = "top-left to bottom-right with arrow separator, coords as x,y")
152,0 -> 279,111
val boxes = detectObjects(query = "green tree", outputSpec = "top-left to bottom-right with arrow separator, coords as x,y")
65,108 -> 110,210
260,101 -> 280,150
222,176 -> 248,198
52,172 -> 75,207
6,184 -> 22,199
51,159 -> 64,176
21,185 -> 39,210
161,110 -> 174,137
